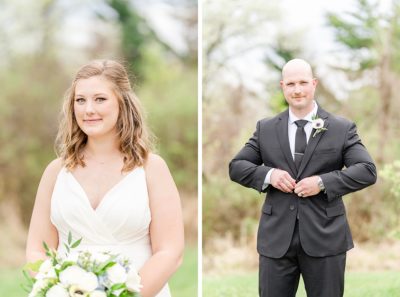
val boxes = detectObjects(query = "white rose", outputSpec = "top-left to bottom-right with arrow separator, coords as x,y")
60,265 -> 98,292
39,259 -> 52,274
126,268 -> 143,293
46,284 -> 69,297
89,290 -> 107,297
29,278 -> 50,297
35,260 -> 57,280
106,263 -> 127,285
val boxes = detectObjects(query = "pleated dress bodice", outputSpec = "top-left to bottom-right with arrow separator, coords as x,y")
50,167 -> 171,297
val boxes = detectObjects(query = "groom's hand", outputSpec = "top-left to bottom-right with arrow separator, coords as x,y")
271,169 -> 296,193
294,176 -> 320,198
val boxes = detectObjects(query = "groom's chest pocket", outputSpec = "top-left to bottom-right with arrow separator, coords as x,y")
311,148 -> 342,167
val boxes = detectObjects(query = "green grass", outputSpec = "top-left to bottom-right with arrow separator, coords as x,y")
203,271 -> 400,297
169,246 -> 198,297
0,246 -> 197,297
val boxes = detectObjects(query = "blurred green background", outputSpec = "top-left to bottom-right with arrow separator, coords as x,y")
0,0 -> 197,296
203,0 -> 400,295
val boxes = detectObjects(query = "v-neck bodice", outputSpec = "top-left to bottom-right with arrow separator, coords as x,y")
50,167 -> 171,297
68,168 -> 140,212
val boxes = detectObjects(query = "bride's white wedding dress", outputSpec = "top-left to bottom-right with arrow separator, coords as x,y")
50,167 -> 171,297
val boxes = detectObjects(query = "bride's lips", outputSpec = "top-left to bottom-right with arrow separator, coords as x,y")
83,119 -> 102,124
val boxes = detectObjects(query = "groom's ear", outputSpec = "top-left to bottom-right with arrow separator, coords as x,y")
312,78 -> 318,87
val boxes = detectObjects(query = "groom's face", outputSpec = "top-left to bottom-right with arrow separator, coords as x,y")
280,64 -> 317,112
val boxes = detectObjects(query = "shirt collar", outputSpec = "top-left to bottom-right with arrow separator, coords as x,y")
288,100 -> 318,124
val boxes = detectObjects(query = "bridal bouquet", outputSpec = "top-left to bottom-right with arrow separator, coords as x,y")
23,233 -> 142,297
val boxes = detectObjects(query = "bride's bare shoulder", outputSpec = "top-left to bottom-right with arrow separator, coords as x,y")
144,153 -> 168,172
42,158 -> 63,182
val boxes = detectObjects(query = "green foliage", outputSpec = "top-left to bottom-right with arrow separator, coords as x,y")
169,247 -> 198,297
268,91 -> 288,114
326,0 -> 383,72
139,44 -> 197,192
380,160 -> 400,239
0,56 -> 67,224
380,160 -> 400,199
203,175 -> 261,244
108,0 -> 150,80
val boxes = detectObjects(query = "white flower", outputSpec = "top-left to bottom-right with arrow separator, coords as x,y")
89,290 -> 107,297
46,284 -> 69,297
60,265 -> 98,292
69,285 -> 91,297
106,263 -> 127,285
29,278 -> 50,297
311,117 -> 328,137
126,268 -> 143,293
39,259 -> 52,274
312,118 -> 324,129
35,260 -> 57,280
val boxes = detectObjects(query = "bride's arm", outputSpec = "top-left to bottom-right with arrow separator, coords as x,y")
26,158 -> 61,263
141,153 -> 185,297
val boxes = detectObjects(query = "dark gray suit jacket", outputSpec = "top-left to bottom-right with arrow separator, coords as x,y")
229,106 -> 377,258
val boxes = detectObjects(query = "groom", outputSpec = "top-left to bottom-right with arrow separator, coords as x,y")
229,59 -> 376,297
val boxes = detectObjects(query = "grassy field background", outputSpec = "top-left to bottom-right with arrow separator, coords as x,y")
203,271 -> 400,297
0,246 -> 197,297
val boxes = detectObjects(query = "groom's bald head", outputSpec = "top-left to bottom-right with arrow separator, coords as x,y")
282,59 -> 314,79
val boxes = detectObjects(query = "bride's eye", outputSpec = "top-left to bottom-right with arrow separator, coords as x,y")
96,97 -> 107,102
75,98 -> 85,104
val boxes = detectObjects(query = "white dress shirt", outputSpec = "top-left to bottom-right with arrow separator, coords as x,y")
262,101 -> 318,189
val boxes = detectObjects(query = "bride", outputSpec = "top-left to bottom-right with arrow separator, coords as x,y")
26,60 -> 184,297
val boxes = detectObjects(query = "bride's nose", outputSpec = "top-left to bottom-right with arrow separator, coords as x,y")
85,100 -> 95,115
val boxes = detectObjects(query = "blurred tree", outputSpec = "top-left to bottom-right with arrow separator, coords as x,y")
327,0 -> 400,163
0,0 -> 197,230
106,0 -> 150,79
380,161 -> 400,239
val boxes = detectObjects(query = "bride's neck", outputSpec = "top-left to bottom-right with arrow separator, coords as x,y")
84,137 -> 121,159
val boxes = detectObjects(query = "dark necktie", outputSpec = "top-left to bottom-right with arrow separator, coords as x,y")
294,120 -> 308,171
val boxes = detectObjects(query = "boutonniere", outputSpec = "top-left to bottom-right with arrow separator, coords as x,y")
311,115 -> 328,137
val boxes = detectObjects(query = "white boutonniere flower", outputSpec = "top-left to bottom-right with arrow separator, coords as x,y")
311,116 -> 328,137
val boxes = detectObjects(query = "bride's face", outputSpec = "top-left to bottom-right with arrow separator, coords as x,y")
74,75 -> 120,138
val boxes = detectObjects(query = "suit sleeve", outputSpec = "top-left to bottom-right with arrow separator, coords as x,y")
229,121 -> 272,193
319,121 -> 377,202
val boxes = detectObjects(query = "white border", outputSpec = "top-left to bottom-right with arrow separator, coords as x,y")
197,0 -> 203,296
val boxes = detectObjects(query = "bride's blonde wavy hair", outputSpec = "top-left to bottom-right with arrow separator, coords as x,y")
56,60 -> 153,172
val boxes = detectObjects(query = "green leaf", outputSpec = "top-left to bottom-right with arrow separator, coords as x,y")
22,270 -> 34,285
110,283 -> 126,291
23,259 -> 44,273
120,291 -> 137,297
95,261 -> 116,274
63,243 -> 70,253
71,238 -> 82,248
60,261 -> 74,270
20,283 -> 32,293
68,231 -> 72,245
43,241 -> 50,252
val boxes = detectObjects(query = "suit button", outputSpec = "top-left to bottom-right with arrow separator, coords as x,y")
290,205 -> 295,210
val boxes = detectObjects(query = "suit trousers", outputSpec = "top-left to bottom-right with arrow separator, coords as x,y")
259,220 -> 346,297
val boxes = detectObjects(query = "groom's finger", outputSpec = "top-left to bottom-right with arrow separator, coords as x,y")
278,181 -> 291,193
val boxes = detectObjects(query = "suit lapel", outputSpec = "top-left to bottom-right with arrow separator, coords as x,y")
276,110 -> 297,177
296,107 -> 330,178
